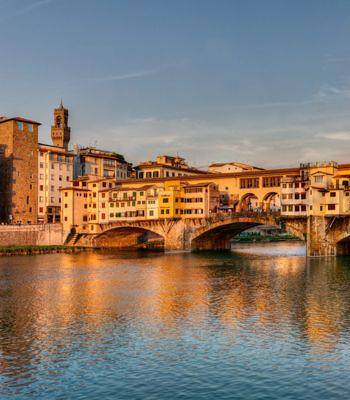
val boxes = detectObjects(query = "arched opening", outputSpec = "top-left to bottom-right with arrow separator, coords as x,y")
93,226 -> 164,249
336,236 -> 350,255
192,221 -> 265,250
262,192 -> 280,212
191,218 -> 305,251
240,193 -> 260,212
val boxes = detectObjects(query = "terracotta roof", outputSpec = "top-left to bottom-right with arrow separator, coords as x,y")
209,162 -> 264,170
136,162 -> 208,174
0,116 -> 41,125
39,143 -> 74,155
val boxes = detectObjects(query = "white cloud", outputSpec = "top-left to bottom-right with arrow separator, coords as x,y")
317,131 -> 350,141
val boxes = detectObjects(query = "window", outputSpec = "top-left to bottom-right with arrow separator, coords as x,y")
330,192 -> 336,197
40,162 -> 44,169
328,204 -> 336,211
240,178 -> 259,189
262,177 -> 281,187
314,175 -> 323,183
17,121 -> 23,130
163,198 -> 169,203
27,123 -> 33,132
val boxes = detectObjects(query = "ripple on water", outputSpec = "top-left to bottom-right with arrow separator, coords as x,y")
0,244 -> 349,399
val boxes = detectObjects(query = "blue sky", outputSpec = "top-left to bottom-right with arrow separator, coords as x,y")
1,0 -> 350,168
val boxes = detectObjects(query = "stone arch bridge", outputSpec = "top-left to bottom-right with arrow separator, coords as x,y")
79,212 -> 307,252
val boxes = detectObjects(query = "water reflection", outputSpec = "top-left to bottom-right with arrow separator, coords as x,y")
0,243 -> 350,399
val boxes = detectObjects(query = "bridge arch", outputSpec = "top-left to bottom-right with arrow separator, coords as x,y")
92,224 -> 164,249
190,214 -> 305,251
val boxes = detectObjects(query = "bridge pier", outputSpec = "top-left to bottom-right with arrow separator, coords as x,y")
306,216 -> 337,257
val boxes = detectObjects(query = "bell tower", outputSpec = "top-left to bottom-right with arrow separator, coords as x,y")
51,100 -> 71,149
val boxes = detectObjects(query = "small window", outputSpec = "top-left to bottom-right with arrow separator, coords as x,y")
17,121 -> 23,130
27,123 -> 33,132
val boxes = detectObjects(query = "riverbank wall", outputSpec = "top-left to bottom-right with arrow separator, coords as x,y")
0,224 -> 64,247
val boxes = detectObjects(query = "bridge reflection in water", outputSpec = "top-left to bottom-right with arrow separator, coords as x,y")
0,248 -> 350,398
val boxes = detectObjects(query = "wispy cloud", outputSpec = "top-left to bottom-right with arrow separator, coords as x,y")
0,0 -> 53,22
89,69 -> 159,83
317,131 -> 350,141
68,66 -> 164,86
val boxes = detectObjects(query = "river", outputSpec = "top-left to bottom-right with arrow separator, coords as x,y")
1,242 -> 350,399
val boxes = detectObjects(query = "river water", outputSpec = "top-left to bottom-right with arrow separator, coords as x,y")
1,242 -> 350,399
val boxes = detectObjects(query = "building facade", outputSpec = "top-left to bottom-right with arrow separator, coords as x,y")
61,177 -> 220,234
74,146 -> 130,180
135,155 -> 208,179
38,143 -> 74,223
0,116 -> 40,224
280,162 -> 350,217
208,162 -> 264,174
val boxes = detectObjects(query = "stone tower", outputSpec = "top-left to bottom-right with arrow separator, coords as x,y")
51,100 -> 71,149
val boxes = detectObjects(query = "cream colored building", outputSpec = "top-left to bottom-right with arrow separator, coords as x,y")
74,146 -> 130,180
136,154 -> 207,179
38,143 -> 74,222
280,162 -> 350,217
208,162 -> 264,174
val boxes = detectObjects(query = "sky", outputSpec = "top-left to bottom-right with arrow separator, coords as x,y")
1,0 -> 350,168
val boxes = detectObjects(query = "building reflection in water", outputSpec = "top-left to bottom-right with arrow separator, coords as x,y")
0,244 -> 350,389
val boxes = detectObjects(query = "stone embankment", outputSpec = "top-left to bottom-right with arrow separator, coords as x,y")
0,223 -> 64,247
